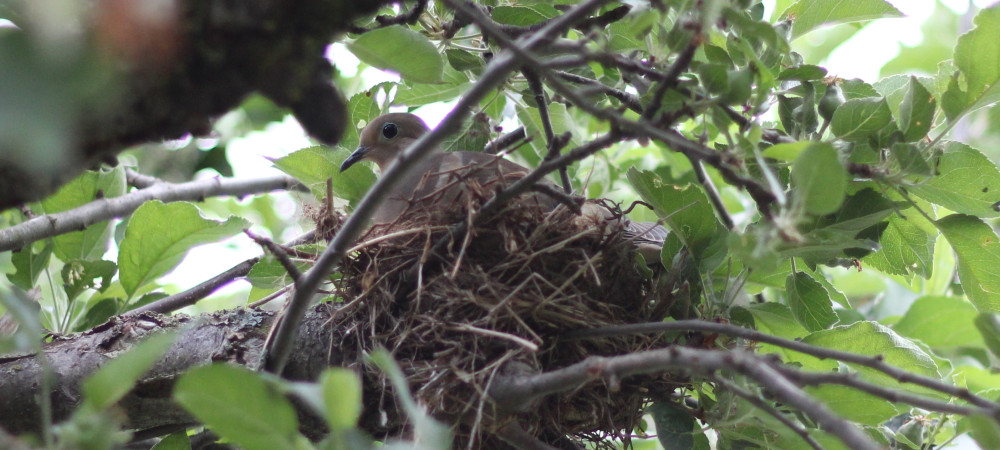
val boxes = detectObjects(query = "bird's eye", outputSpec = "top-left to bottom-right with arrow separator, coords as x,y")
382,122 -> 398,139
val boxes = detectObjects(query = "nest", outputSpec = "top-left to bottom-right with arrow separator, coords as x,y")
325,186 -> 679,448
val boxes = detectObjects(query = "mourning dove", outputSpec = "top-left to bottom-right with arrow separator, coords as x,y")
340,113 -> 668,263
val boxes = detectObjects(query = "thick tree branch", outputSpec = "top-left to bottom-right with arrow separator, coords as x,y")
0,305 -> 341,437
488,347 -> 879,450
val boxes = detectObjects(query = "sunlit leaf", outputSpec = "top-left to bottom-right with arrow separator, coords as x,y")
830,97 -> 892,142
272,146 -> 376,204
781,0 -> 903,39
952,5 -> 1000,118
348,26 -> 444,83
118,201 -> 249,297
910,142 -> 1000,218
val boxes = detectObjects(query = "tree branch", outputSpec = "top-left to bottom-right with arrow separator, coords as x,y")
125,230 -> 315,316
454,4 -> 779,217
714,376 -> 823,450
488,347 -> 879,450
0,174 -> 304,252
565,320 -> 1000,414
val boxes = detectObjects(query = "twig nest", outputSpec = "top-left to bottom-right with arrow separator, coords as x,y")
330,187 -> 675,448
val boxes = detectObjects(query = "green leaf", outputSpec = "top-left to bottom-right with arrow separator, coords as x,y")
82,332 -> 176,410
247,256 -> 310,290
894,296 -> 983,348
272,146 -> 376,204
761,140 -> 810,162
394,69 -> 471,107
781,0 -> 903,39
321,369 -> 363,432
830,97 -> 892,142
936,215 -> 1000,313
968,414 -> 1000,450
440,113 -> 492,153
941,71 -> 969,121
840,78 -> 879,99
174,365 -> 300,450
897,76 -> 936,142
61,259 -> 117,301
445,49 -> 483,73
952,5 -> 1000,118
627,169 -> 726,268
860,211 -> 934,278
648,402 -> 694,450
7,240 -> 53,290
909,142 -> 1000,218
785,272 -> 838,331
41,167 -> 126,261
75,297 -> 119,332
776,64 -> 827,81
888,143 -> 933,177
347,26 -> 444,84
804,385 -> 896,426
491,5 -> 560,26
800,321 -> 941,396
0,285 -> 43,353
791,143 -> 847,215
745,302 -> 810,340
118,201 -> 249,297
340,88 -> 386,150
974,313 -> 1000,358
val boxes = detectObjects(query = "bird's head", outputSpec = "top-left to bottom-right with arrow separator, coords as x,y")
340,113 -> 431,172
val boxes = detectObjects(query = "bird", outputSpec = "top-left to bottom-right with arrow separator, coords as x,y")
339,113 -> 668,263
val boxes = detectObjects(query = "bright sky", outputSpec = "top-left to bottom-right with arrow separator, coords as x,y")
165,0 -> 997,309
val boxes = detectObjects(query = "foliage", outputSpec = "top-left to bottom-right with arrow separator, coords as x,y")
4,0 -> 1000,448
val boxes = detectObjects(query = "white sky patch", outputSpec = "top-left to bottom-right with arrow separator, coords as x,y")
821,0 -> 933,80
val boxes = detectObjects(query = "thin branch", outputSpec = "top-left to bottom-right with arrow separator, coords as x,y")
564,320 -> 1000,413
348,0 -> 428,33
642,34 -> 700,121
485,126 -> 527,154
524,69 -> 573,193
124,168 -> 162,189
488,347 -> 878,450
245,230 -> 302,284
693,160 -> 735,230
125,231 -> 315,316
554,70 -> 643,113
259,0 -> 614,375
457,5 -> 779,216
782,369 -> 991,418
714,376 -> 823,450
0,175 -> 304,252
125,257 -> 260,316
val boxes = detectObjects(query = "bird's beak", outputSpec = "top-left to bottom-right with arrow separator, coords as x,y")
340,146 -> 370,172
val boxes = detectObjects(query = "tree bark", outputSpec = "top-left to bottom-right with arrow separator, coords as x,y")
0,304 -> 342,437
